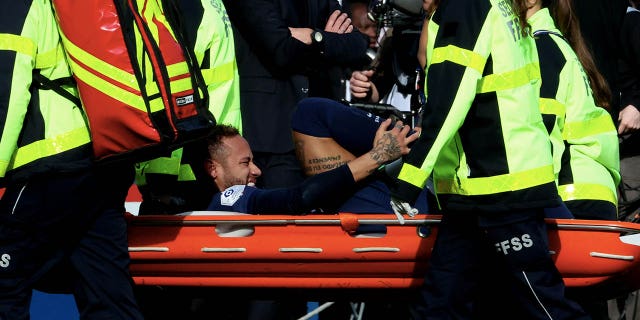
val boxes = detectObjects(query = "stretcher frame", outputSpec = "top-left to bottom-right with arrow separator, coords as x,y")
127,212 -> 640,299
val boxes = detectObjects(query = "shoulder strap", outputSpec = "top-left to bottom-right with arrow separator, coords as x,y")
533,29 -> 567,42
32,72 -> 81,107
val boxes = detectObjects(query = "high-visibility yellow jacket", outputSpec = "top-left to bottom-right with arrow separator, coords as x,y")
0,0 -> 92,185
193,0 -> 242,132
530,9 -> 620,217
393,0 -> 560,212
134,0 -> 240,213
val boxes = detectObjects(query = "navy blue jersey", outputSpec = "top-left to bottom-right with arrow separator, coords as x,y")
207,165 -> 357,214
208,177 -> 430,215
208,184 -> 304,214
208,185 -> 258,213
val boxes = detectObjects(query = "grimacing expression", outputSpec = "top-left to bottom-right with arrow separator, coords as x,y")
209,135 -> 261,190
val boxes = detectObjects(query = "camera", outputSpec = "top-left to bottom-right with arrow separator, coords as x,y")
344,0 -> 425,127
367,0 -> 423,25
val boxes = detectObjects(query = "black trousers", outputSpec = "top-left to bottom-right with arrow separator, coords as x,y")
412,209 -> 590,320
0,164 -> 142,320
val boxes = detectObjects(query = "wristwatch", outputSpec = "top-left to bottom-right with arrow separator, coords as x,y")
311,30 -> 323,45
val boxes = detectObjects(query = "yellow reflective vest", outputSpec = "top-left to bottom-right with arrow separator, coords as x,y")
394,0 -> 560,212
134,0 -> 240,212
0,0 -> 92,185
530,9 -> 620,215
195,0 -> 242,132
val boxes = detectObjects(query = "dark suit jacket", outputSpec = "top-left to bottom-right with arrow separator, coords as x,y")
224,0 -> 369,153
619,8 -> 640,113
574,0 -> 627,117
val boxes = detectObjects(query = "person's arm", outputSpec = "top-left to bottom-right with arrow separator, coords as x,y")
392,1 -> 492,203
417,16 -> 429,69
417,0 -> 437,69
289,10 -> 353,43
225,1 -> 367,70
0,3 -> 40,178
290,11 -> 368,66
224,0 -> 318,70
618,11 -> 640,134
231,119 -> 418,214
313,10 -> 368,65
347,119 -> 415,180
556,40 -> 622,187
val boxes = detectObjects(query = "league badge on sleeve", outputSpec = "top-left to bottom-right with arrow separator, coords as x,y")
221,185 -> 245,206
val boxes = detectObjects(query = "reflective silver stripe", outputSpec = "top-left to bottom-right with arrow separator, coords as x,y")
522,271 -> 554,320
11,183 -> 27,215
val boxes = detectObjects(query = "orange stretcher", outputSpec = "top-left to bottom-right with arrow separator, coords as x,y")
126,211 -> 640,299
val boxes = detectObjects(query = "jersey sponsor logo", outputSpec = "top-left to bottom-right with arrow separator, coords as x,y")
0,253 -> 10,268
494,233 -> 533,255
221,185 -> 246,206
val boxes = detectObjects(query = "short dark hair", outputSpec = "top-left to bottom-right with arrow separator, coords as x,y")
206,124 -> 241,161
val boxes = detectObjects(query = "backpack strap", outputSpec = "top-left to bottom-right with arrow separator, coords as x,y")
533,29 -> 567,42
31,40 -> 82,107
32,72 -> 81,107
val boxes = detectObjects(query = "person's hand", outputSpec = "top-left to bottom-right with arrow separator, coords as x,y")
350,69 -> 378,102
370,119 -> 419,165
325,10 -> 353,34
347,119 -> 418,183
289,27 -> 314,45
618,105 -> 640,135
412,126 -> 422,137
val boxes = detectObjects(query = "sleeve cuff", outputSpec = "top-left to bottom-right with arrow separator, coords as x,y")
391,179 -> 424,204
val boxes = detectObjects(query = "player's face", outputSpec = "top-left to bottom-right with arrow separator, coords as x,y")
213,135 -> 261,190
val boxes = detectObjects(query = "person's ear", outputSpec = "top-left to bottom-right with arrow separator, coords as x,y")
205,159 -> 218,179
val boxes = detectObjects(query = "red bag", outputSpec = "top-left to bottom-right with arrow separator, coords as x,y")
52,0 -> 215,163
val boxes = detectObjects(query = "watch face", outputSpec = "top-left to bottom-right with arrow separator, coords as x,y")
313,31 -> 323,42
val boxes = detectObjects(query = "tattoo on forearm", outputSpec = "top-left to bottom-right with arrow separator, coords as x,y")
370,132 -> 401,165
